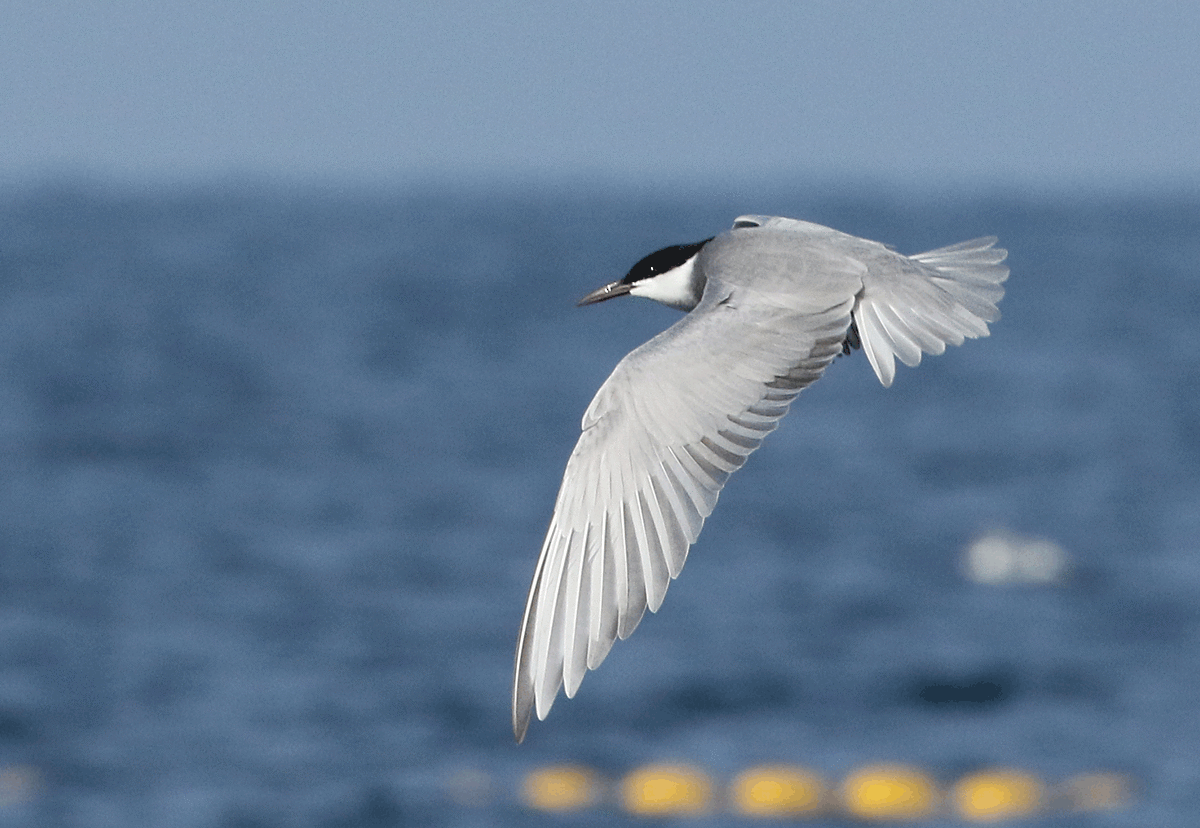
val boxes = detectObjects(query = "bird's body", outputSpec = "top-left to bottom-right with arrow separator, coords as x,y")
513,215 -> 1008,741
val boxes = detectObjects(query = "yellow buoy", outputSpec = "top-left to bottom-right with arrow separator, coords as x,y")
731,765 -> 827,816
621,764 -> 712,815
839,764 -> 938,820
1060,772 -> 1133,811
952,769 -> 1043,821
521,765 -> 599,811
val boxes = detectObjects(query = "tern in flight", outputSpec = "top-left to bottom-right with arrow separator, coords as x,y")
512,215 -> 1008,741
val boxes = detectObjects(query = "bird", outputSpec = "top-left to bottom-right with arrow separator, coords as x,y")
512,214 -> 1008,742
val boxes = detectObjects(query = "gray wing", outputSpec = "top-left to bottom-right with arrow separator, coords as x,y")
512,279 -> 858,741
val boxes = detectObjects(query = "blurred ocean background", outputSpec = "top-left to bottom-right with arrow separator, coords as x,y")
1,179 -> 1197,826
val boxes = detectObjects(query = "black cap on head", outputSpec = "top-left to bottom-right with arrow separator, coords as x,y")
620,238 -> 713,285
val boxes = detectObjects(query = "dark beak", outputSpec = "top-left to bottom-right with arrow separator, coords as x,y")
577,280 -> 633,307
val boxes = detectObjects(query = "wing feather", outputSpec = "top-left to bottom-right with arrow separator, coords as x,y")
513,285 -> 856,740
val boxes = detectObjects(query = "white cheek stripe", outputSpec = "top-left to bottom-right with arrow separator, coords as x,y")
628,255 -> 699,310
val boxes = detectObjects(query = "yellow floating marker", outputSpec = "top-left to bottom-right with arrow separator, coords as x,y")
731,765 -> 827,816
621,764 -> 711,816
952,769 -> 1043,821
839,764 -> 938,820
1060,772 -> 1133,811
521,765 -> 599,812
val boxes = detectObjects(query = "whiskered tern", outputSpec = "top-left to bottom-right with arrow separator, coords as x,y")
513,215 -> 1009,741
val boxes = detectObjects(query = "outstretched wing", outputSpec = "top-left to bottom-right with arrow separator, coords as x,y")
513,277 -> 858,741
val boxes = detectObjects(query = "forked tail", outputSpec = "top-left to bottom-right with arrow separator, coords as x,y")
853,237 -> 1009,386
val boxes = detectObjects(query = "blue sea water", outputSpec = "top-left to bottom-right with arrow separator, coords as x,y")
1,180 -> 1198,826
